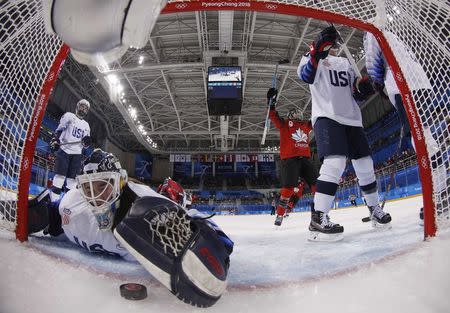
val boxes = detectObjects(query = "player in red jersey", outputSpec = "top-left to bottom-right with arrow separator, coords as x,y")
285,180 -> 306,217
268,88 -> 317,226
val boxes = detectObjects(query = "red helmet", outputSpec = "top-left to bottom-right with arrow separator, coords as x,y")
157,177 -> 186,206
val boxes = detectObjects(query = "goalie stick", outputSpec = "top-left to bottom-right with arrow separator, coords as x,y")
59,140 -> 82,146
261,59 -> 290,145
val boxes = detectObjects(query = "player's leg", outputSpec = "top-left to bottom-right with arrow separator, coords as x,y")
66,153 -> 83,190
290,157 -> 317,213
275,158 -> 297,226
349,127 -> 391,227
286,184 -> 300,215
310,118 -> 347,240
51,149 -> 69,201
300,157 -> 318,195
393,94 -> 411,139
311,155 -> 346,234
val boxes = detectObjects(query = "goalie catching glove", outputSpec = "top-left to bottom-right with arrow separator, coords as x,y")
113,196 -> 233,308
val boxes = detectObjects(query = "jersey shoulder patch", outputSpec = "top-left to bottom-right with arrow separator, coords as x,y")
58,189 -> 85,216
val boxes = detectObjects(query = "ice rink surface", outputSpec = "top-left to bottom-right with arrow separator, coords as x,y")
1,195 -> 450,313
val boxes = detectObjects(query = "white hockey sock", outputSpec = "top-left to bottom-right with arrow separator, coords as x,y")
363,191 -> 379,207
314,155 -> 346,214
314,192 -> 335,214
52,174 -> 65,189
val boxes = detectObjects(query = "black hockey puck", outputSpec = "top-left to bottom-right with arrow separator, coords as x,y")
120,283 -> 147,300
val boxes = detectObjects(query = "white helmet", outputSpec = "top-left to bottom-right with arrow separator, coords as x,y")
76,99 -> 90,119
76,149 -> 126,230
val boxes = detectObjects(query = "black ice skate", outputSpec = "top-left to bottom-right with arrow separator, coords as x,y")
368,205 -> 392,229
274,215 -> 283,226
308,209 -> 344,242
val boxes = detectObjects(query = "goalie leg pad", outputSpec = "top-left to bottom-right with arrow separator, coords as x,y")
113,196 -> 232,308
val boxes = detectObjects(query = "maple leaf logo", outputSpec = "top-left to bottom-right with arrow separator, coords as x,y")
291,128 -> 308,143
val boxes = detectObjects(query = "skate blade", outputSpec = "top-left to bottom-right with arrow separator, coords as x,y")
308,231 -> 343,242
371,221 -> 392,230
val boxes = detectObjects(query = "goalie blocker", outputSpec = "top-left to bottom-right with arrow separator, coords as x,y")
113,196 -> 233,308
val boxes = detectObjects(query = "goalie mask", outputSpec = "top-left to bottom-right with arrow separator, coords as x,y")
76,99 -> 90,119
157,177 -> 190,209
287,108 -> 303,121
76,149 -> 126,230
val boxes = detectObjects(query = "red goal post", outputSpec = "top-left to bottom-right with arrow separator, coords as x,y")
0,0 -> 448,241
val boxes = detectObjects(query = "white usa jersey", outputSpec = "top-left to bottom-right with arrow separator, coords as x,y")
56,112 -> 90,155
58,182 -> 168,261
298,55 -> 362,127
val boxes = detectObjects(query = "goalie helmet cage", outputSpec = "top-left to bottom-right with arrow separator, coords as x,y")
0,0 -> 448,241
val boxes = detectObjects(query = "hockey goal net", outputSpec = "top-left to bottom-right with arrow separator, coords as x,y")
0,0 -> 448,241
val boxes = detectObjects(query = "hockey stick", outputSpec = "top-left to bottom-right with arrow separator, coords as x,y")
261,59 -> 289,145
60,140 -> 82,146
362,124 -> 405,222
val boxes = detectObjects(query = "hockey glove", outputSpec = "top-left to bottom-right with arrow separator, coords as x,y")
114,196 -> 233,308
353,76 -> 375,101
267,88 -> 278,109
50,137 -> 60,152
81,135 -> 93,148
310,26 -> 338,62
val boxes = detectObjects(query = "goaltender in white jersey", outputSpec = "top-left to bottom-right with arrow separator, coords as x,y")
27,149 -> 234,308
58,180 -> 166,261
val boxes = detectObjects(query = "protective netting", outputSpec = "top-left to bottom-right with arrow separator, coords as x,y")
166,0 -> 449,234
0,0 -> 63,232
0,0 -> 448,238
381,0 -> 449,230
145,206 -> 192,256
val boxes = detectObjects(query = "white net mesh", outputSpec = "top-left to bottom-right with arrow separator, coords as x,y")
145,206 -> 192,256
381,0 -> 449,230
166,0 -> 449,234
0,0 -> 448,237
0,0 -> 63,232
